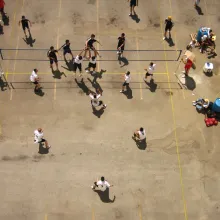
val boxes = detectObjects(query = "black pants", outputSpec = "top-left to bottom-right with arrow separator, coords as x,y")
74,63 -> 82,72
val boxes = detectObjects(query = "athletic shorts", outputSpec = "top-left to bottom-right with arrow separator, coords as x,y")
91,100 -> 103,107
50,58 -> 58,64
145,72 -> 153,77
36,138 -> 46,143
22,24 -> 29,31
87,45 -> 95,51
130,0 -> 136,7
123,82 -> 129,86
32,81 -> 39,85
117,45 -> 124,52
63,49 -> 72,55
73,63 -> 82,72
88,62 -> 96,69
165,26 -> 172,32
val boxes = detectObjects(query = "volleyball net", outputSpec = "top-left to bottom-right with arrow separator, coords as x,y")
0,48 -> 182,62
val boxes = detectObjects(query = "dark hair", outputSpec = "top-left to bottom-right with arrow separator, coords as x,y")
126,71 -> 130,75
186,45 -> 191,50
93,94 -> 96,98
50,46 -> 54,50
79,56 -> 82,60
140,127 -> 144,132
34,69 -> 38,72
91,34 -> 95,38
121,33 -> 125,37
150,62 -> 154,66
22,15 -> 25,19
66,40 -> 69,43
210,29 -> 213,33
101,176 -> 105,181
92,56 -> 96,60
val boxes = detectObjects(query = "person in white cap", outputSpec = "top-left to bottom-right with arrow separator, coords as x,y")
34,128 -> 51,149
91,176 -> 113,190
132,127 -> 146,141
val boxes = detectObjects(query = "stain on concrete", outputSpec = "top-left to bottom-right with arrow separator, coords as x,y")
72,12 -> 81,25
33,12 -> 45,24
114,208 -> 123,219
184,17 -> 197,26
2,155 -> 29,161
107,17 -> 118,27
87,0 -> 96,4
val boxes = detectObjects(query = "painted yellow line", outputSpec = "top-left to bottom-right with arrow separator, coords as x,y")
96,0 -> 100,71
135,31 -> 143,100
92,207 -> 95,220
138,205 -> 142,220
44,214 -> 48,220
7,72 -> 168,75
160,20 -> 188,220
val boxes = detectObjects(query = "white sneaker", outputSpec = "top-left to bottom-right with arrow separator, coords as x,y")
120,90 -> 124,93
92,71 -> 96,75
163,37 -> 166,40
103,104 -> 107,108
182,71 -> 186,73
129,13 -> 132,16
181,74 -> 186,78
91,186 -> 95,189
86,70 -> 89,73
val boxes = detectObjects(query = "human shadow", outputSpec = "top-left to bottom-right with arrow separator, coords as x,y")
52,69 -> 66,79
122,85 -> 133,99
75,78 -> 90,95
118,56 -> 129,67
34,88 -> 45,97
185,76 -> 196,90
0,77 -> 8,91
91,69 -> 106,82
87,77 -> 103,94
165,37 -> 175,47
132,137 -> 147,150
38,143 -> 49,154
195,5 -> 204,15
22,32 -> 36,47
131,14 -> 140,23
93,188 -> 116,203
92,106 -> 105,118
145,79 -> 157,92
2,13 -> 10,26
61,59 -> 74,71
203,70 -> 213,77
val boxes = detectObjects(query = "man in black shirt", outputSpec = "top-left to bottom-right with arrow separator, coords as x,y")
84,34 -> 102,58
47,46 -> 59,71
59,40 -> 74,62
18,15 -> 32,37
117,33 -> 126,58
163,16 -> 174,40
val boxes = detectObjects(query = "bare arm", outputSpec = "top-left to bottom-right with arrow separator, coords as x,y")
18,20 -> 21,26
79,49 -> 85,56
28,20 -> 32,27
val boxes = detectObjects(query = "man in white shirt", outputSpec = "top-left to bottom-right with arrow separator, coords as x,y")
34,128 -> 51,149
120,71 -> 131,93
73,49 -> 86,77
30,69 -> 40,92
89,90 -> 107,110
85,49 -> 97,75
133,127 -> 146,141
144,62 -> 156,82
91,176 -> 113,190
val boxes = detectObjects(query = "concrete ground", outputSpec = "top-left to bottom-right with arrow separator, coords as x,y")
0,0 -> 220,219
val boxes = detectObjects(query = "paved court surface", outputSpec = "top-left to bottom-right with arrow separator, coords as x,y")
0,0 -> 220,220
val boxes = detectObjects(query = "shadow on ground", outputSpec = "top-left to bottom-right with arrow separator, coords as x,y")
130,14 -> 140,23
132,137 -> 147,150
122,85 -> 133,99
145,79 -> 157,92
38,143 -> 49,154
93,188 -> 116,203
52,70 -> 66,79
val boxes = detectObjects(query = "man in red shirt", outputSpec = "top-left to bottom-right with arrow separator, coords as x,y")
0,0 -> 5,15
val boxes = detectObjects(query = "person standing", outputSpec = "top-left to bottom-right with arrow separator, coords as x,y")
194,0 -> 200,8
0,0 -> 5,16
47,46 -> 59,71
128,0 -> 137,16
85,49 -> 97,75
163,16 -> 174,40
30,69 -> 41,92
34,128 -> 51,149
73,49 -> 86,77
59,39 -> 74,62
18,16 -> 32,37
91,176 -> 113,190
84,34 -> 102,58
144,62 -> 156,82
120,71 -> 131,93
117,33 -> 126,58
132,127 -> 146,141
89,90 -> 107,111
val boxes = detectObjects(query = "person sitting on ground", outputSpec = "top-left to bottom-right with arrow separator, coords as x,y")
132,127 -> 146,141
192,98 -> 210,112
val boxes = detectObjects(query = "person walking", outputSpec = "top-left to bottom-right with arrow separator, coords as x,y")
18,15 -> 32,37
85,49 -> 97,75
132,127 -> 146,141
59,39 -> 74,62
47,46 -> 59,71
34,128 -> 51,149
73,49 -> 86,77
91,176 -> 113,190
30,69 -> 41,92
117,33 -> 126,58
128,0 -> 137,16
0,0 -> 5,16
163,16 -> 174,40
84,34 -> 102,58
120,71 -> 131,93
144,62 -> 156,82
89,90 -> 107,111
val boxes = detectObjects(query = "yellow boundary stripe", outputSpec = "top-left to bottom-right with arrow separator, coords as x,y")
160,20 -> 188,220
44,214 -> 48,220
6,72 -> 168,75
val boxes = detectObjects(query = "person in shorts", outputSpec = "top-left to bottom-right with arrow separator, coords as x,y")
144,62 -> 156,82
163,16 -> 174,40
128,0 -> 137,16
59,39 -> 74,61
85,49 -> 97,75
89,90 -> 107,111
91,176 -> 113,190
47,46 -> 59,71
18,15 -> 32,37
120,71 -> 131,93
73,49 -> 86,77
117,33 -> 126,58
30,69 -> 40,92
84,34 -> 102,58
34,128 -> 51,149
132,127 -> 146,141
